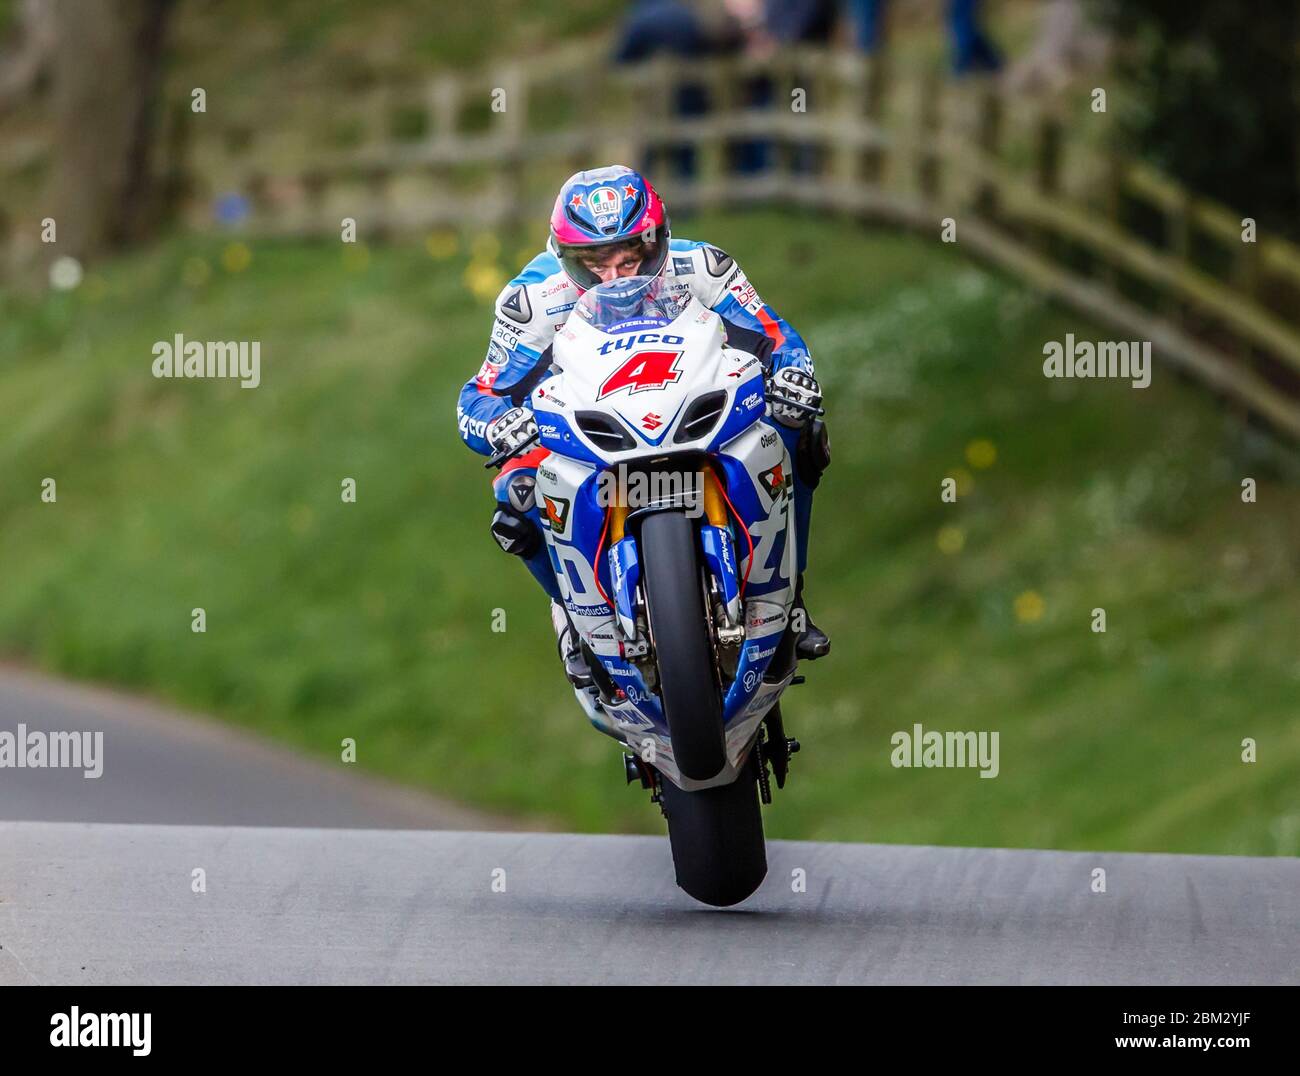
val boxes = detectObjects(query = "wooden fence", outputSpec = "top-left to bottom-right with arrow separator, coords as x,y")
10,44 -> 1300,437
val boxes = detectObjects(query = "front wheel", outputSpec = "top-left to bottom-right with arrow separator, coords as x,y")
658,755 -> 767,907
638,509 -> 767,906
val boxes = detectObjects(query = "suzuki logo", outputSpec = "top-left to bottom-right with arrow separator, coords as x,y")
641,412 -> 663,431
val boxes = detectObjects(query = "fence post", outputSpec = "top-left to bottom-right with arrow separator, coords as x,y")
863,55 -> 888,188
973,85 -> 1001,217
915,67 -> 941,202
496,62 -> 528,228
1032,111 -> 1061,255
830,53 -> 865,198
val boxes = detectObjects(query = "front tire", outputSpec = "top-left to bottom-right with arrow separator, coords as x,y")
638,509 -> 767,906
639,510 -> 726,781
658,756 -> 767,907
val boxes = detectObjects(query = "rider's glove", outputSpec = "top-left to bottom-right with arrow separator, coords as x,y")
485,406 -> 539,456
768,367 -> 822,428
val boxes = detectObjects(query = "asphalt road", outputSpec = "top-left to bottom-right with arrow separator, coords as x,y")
0,665 -> 506,830
1,822 -> 1296,985
1,666 -> 1296,985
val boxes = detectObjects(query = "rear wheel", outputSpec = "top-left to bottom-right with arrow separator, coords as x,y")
638,509 -> 767,906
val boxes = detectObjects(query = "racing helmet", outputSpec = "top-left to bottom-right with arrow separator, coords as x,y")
547,165 -> 670,291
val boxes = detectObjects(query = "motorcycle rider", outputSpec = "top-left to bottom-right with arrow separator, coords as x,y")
456,165 -> 830,686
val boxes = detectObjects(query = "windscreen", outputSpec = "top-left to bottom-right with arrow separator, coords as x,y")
573,275 -> 689,335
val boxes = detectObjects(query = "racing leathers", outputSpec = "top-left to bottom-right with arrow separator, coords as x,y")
456,238 -> 829,637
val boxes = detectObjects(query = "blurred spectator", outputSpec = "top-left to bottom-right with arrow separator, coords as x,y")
848,0 -> 1002,76
612,0 -> 717,178
723,0 -> 836,175
1003,0 -> 1107,94
949,0 -> 1001,75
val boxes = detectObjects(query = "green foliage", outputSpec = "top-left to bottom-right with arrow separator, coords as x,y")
1099,1 -> 1300,239
1,211 -> 1297,854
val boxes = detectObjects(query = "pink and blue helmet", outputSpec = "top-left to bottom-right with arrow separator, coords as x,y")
547,165 -> 671,291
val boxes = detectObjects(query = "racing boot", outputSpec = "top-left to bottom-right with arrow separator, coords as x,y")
551,600 -> 595,688
794,572 -> 830,660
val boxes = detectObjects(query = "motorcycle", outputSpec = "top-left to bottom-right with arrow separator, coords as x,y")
486,275 -> 822,906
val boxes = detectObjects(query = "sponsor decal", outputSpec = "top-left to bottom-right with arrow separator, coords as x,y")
641,412 -> 663,432
537,422 -> 560,438
456,406 -> 489,441
588,186 -> 621,215
598,350 -> 684,400
537,463 -> 559,482
492,318 -> 525,345
541,281 -> 570,298
742,391 -> 762,409
545,302 -> 576,317
758,463 -> 787,500
567,600 -> 612,617
703,246 -> 734,278
729,278 -> 762,313
673,256 -> 694,276
742,669 -> 760,691
595,331 -> 684,356
500,286 -> 533,324
719,532 -> 736,575
543,495 -> 570,532
726,356 -> 760,379
761,430 -> 778,448
507,474 -> 536,513
747,607 -> 786,630
475,340 -> 510,387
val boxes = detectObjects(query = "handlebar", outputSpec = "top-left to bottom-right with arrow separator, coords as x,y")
766,393 -> 825,418
483,431 -> 541,470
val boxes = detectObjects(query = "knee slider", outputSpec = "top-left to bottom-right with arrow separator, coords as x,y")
490,502 -> 541,559
796,418 -> 831,489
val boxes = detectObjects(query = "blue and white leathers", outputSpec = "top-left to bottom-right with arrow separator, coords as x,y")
532,288 -> 797,790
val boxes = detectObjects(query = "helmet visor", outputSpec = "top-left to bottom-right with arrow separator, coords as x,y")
555,226 -> 669,291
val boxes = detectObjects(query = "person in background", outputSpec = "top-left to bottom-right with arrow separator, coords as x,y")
613,0 -> 717,179
848,0 -> 1002,76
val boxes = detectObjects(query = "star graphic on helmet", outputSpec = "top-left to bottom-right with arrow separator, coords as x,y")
622,184 -> 637,198
570,193 -> 583,207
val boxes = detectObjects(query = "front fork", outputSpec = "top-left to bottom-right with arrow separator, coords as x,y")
605,466 -> 746,677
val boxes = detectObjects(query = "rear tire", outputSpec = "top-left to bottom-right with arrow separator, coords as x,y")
658,756 -> 768,907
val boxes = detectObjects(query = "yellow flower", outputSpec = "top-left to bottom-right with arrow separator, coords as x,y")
966,438 -> 997,469
1014,590 -> 1045,623
425,230 -> 459,260
464,260 -> 505,302
946,467 -> 974,497
221,242 -> 252,273
937,525 -> 965,554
